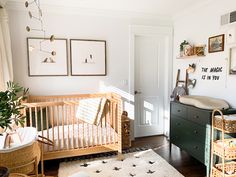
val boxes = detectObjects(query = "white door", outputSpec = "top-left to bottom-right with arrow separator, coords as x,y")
134,35 -> 166,137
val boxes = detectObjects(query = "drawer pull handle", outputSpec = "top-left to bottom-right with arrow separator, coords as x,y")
176,123 -> 180,126
194,146 -> 199,149
177,110 -> 181,112
194,115 -> 199,119
194,130 -> 198,134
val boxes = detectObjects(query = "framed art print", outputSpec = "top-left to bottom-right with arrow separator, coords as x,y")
27,37 -> 68,76
208,34 -> 225,53
70,39 -> 106,76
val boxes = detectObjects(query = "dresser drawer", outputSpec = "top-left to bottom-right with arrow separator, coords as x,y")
187,107 -> 211,126
171,102 -> 187,118
170,116 -> 189,147
186,122 -> 207,143
187,141 -> 207,165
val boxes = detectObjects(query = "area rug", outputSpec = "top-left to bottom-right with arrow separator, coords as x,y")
58,149 -> 184,177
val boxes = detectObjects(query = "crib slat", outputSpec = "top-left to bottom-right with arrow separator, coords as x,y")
56,105 -> 60,151
115,102 -> 118,143
96,122 -> 98,146
82,121 -> 85,148
100,119 -> 102,145
109,102 -> 111,144
35,107 -> 38,131
46,106 -> 50,152
62,106 -> 65,150
87,122 -> 89,147
72,104 -> 75,149
112,102 -> 115,144
29,108 -> 32,127
67,105 -> 70,150
77,106 -> 80,148
40,107 -> 44,136
105,104 -> 108,145
50,106 -> 55,151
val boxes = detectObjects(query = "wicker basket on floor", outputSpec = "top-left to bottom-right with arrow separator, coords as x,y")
212,161 -> 236,177
0,141 -> 40,175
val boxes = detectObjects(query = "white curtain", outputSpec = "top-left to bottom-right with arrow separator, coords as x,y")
0,8 -> 13,91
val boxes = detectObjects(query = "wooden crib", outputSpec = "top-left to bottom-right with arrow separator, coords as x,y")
22,93 -> 123,161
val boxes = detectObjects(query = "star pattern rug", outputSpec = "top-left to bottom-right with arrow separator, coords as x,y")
58,149 -> 184,177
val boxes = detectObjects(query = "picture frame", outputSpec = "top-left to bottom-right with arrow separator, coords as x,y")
70,39 -> 106,76
193,45 -> 206,56
27,37 -> 68,76
208,34 -> 225,53
229,47 -> 236,75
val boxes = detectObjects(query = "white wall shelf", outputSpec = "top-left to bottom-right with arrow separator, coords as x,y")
176,55 -> 206,59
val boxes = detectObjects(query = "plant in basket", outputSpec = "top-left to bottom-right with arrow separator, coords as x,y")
0,81 -> 28,134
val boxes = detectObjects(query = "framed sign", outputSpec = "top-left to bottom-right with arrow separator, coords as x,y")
70,39 -> 106,76
27,37 -> 68,76
208,34 -> 225,53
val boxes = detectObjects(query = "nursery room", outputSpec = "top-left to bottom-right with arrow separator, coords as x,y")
1,0 -> 236,176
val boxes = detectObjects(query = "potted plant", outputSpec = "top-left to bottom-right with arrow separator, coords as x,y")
180,40 -> 189,57
0,81 -> 28,177
0,81 -> 28,134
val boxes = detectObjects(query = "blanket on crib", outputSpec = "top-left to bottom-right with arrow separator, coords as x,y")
76,97 -> 107,125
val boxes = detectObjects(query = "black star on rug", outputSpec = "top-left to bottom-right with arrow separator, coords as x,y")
95,170 -> 102,173
147,170 -> 155,174
149,161 -> 155,164
129,173 -> 136,176
113,167 -> 121,171
135,156 -> 140,158
80,163 -> 90,167
132,164 -> 136,167
102,160 -> 107,164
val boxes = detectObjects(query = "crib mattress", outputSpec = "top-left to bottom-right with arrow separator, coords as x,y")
39,124 -> 118,151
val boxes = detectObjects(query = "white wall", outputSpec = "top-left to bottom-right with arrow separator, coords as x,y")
7,3 -> 172,139
7,4 -> 172,97
173,0 -> 236,108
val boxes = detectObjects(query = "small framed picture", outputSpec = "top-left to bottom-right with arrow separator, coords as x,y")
193,45 -> 206,56
27,37 -> 68,76
70,39 -> 106,76
208,34 -> 225,53
229,47 -> 236,75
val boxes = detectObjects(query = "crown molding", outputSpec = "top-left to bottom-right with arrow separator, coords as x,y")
6,1 -> 173,22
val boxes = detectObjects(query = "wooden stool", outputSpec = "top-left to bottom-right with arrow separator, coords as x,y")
9,173 -> 29,177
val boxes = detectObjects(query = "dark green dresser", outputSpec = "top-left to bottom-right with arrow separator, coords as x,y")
170,101 -> 236,176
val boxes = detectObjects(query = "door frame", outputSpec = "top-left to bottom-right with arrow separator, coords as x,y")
129,25 -> 173,138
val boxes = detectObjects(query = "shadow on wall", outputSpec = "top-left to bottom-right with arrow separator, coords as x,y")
99,81 -> 135,140
99,81 -> 161,140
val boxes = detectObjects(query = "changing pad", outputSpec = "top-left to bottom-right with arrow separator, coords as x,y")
179,95 -> 229,110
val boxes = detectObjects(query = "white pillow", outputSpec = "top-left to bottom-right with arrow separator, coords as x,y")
69,171 -> 90,177
179,95 -> 229,110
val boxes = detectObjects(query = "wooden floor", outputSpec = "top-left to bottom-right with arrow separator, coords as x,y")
44,135 -> 206,177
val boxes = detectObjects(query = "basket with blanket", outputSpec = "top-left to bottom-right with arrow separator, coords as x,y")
22,93 -> 124,160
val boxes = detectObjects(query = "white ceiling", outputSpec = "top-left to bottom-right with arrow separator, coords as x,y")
6,0 -> 210,17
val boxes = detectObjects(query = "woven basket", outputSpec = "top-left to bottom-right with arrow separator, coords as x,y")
0,142 -> 40,175
212,162 -> 236,177
213,139 -> 236,160
213,116 -> 236,133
